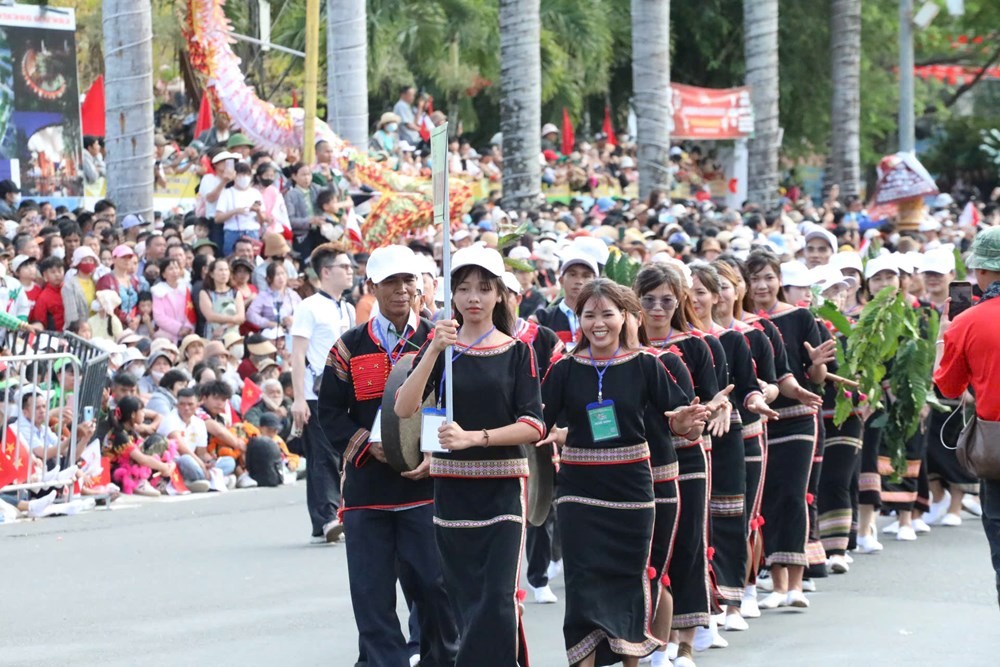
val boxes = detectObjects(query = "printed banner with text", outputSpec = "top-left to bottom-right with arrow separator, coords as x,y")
670,83 -> 754,141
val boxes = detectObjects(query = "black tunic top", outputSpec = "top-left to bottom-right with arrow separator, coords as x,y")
764,307 -> 823,412
717,328 -> 764,420
413,337 -> 545,478
648,349 -> 695,469
739,323 -> 778,425
651,332 -> 720,404
320,317 -> 434,510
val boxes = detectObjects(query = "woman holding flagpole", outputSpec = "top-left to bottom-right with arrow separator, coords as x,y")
395,245 -> 545,667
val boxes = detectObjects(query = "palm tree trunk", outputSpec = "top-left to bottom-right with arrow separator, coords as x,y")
743,0 -> 780,209
829,0 -> 862,198
326,0 -> 368,148
631,0 -> 672,200
103,0 -> 154,221
500,0 -> 541,212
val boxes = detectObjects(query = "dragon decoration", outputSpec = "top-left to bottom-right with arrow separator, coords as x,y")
180,0 -> 472,251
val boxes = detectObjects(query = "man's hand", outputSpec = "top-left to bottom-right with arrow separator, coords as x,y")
292,399 -> 310,429
401,453 -> 431,480
370,441 -> 387,464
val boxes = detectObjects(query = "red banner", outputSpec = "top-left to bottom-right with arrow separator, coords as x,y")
670,83 -> 754,141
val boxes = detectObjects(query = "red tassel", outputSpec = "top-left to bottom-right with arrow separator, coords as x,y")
516,589 -> 527,602
757,516 -> 766,527
806,493 -> 815,505
706,546 -> 715,561
647,566 -> 657,580
660,574 -> 671,587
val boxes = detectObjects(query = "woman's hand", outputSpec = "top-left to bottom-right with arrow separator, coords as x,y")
665,398 -> 712,437
746,394 -> 780,421
536,426 -> 567,449
707,384 -> 735,415
793,385 -> 823,409
438,422 -> 479,451
401,453 -> 432,480
431,319 -> 459,354
160,461 -> 177,478
804,339 -> 837,366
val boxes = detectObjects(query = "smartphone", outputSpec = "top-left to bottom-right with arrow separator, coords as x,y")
948,281 -> 974,319
83,405 -> 94,422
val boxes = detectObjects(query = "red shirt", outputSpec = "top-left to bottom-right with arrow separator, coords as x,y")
934,297 -> 1000,420
237,357 -> 259,381
29,283 -> 65,331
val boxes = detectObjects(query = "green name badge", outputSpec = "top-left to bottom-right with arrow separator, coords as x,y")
587,400 -> 620,442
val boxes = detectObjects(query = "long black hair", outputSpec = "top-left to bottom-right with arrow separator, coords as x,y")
107,395 -> 143,449
450,265 -> 513,336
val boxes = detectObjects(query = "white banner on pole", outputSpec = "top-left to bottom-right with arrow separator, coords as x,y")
431,124 -> 454,423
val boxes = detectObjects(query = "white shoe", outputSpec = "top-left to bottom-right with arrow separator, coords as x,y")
758,591 -> 788,609
925,491 -> 951,524
309,535 -> 326,545
225,474 -> 237,490
962,495 -> 983,517
236,472 -> 257,489
323,519 -> 344,543
673,656 -> 697,667
530,584 -> 558,604
828,554 -> 850,574
693,617 -> 728,650
546,559 -> 563,580
666,642 -> 679,660
649,649 -> 671,667
856,534 -> 883,553
912,518 -> 932,534
26,490 -> 58,518
882,520 -> 900,535
741,586 -> 762,618
801,578 -> 816,592
755,573 -> 773,592
61,498 -> 96,515
939,512 -> 962,527
723,612 -> 749,631
896,525 -> 917,541
409,654 -> 420,667
785,590 -> 810,608
844,552 -> 854,564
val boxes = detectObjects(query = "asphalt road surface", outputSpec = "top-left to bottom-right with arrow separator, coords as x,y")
3,484 -> 997,666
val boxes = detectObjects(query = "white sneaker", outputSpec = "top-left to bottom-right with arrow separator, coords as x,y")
896,525 -> 917,541
828,554 -> 850,574
785,590 -> 810,608
409,654 -> 420,667
666,642 -> 679,660
723,612 -> 749,631
236,472 -> 258,489
741,586 -> 762,618
546,559 -> 563,580
856,534 -> 883,553
650,649 -> 671,667
939,512 -> 962,527
758,591 -> 788,609
925,491 -> 951,524
882,520 -> 900,535
531,584 -> 558,604
844,552 -> 854,564
309,535 -> 326,545
673,656 -> 697,667
26,490 -> 58,518
912,518 -> 932,534
225,474 -> 237,490
61,498 -> 96,515
323,519 -> 344,543
962,495 -> 983,517
756,574 -> 774,592
693,617 -> 728,650
801,579 -> 816,592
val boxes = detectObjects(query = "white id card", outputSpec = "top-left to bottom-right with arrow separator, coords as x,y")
370,407 -> 383,443
420,408 -> 448,453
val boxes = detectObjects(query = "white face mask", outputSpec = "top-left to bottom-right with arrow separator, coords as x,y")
51,247 -> 65,259
151,370 -> 164,382
230,344 -> 245,359
235,176 -> 252,189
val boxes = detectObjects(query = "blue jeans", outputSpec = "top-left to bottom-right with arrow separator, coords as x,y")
223,229 -> 259,256
177,454 -> 235,481
981,479 -> 1000,610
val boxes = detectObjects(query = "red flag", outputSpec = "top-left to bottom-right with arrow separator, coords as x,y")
561,107 -> 575,156
0,427 -> 29,489
291,90 -> 299,108
194,93 -> 213,138
242,377 -> 263,411
602,106 -> 618,146
80,75 -> 105,137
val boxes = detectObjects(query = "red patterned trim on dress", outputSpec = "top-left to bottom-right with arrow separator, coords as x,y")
349,352 -> 391,402
672,435 -> 704,449
775,404 -> 818,419
344,427 -> 369,465
765,551 -> 809,567
568,350 -> 642,367
327,338 -> 352,382
560,442 -> 650,465
742,421 -> 764,439
710,494 -> 745,518
859,472 -> 882,493
517,415 -> 546,440
454,338 -> 518,356
430,457 -> 529,478
825,436 -> 862,449
652,462 -> 679,483
554,496 -> 655,511
432,514 -> 524,529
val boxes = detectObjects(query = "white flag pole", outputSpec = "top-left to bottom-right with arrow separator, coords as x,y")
431,123 -> 453,423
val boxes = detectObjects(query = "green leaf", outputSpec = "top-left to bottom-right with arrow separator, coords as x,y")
503,257 -> 535,273
954,246 -> 967,281
816,301 -> 853,336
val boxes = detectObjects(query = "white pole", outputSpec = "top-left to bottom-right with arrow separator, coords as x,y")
899,0 -> 916,153
431,123 -> 453,422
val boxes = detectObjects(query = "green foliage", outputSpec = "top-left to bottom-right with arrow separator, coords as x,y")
816,300 -> 853,337
603,250 -> 640,288
954,246 -> 967,281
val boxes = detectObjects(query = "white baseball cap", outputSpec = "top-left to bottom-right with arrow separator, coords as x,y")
367,245 -> 421,284
210,150 -> 241,165
804,225 -> 838,252
812,264 -> 857,293
830,251 -> 863,275
70,246 -> 99,268
780,260 -> 812,288
920,247 -> 956,275
558,251 -> 599,277
864,254 -> 900,279
502,271 -> 522,295
892,252 -> 916,275
451,245 -> 505,277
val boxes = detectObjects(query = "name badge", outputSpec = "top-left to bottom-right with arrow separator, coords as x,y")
586,400 -> 620,442
421,408 -> 448,453
370,407 -> 383,443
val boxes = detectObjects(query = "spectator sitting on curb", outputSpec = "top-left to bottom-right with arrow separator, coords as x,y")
162,387 -> 233,492
243,378 -> 292,440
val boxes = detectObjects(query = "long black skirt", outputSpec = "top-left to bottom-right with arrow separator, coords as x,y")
557,453 -> 659,666
434,476 -> 528,667
743,423 -> 766,581
668,441 -> 711,629
819,414 -> 863,556
709,416 -> 747,607
762,413 -> 817,567
859,412 -> 884,508
650,463 -> 680,592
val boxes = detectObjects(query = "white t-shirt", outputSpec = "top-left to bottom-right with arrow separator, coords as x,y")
216,186 -> 264,232
289,292 -> 355,400
158,410 -> 208,453
199,173 -> 223,218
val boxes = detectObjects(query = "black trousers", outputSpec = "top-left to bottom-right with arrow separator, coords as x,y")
981,479 -> 1000,610
343,505 -> 459,667
305,399 -> 342,536
525,505 -> 561,588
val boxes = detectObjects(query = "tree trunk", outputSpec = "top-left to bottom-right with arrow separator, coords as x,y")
829,0 -> 862,198
326,0 -> 368,148
743,0 -> 780,210
103,0 -> 154,221
499,0 -> 541,212
631,0 -> 672,200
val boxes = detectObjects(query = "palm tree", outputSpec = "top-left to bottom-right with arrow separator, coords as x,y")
829,0 -> 861,198
499,0 -> 541,211
327,0 -> 369,147
103,0 -> 154,221
743,0 -> 780,209
631,0 -> 671,199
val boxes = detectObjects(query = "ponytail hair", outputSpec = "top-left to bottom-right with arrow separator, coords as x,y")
108,395 -> 143,446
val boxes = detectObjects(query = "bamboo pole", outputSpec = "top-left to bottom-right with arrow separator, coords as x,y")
302,0 -> 320,164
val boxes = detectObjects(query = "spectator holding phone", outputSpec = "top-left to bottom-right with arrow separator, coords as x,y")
215,163 -> 265,255
934,226 -> 1000,609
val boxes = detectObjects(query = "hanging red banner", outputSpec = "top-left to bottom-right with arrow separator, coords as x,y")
670,83 -> 755,141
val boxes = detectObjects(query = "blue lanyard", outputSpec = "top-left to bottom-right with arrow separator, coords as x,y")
373,318 -> 411,367
437,327 -> 496,405
588,345 -> 621,403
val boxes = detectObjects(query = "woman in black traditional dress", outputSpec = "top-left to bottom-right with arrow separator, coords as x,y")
689,262 -> 779,631
395,246 -> 545,667
538,279 -> 709,667
744,249 -> 834,610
